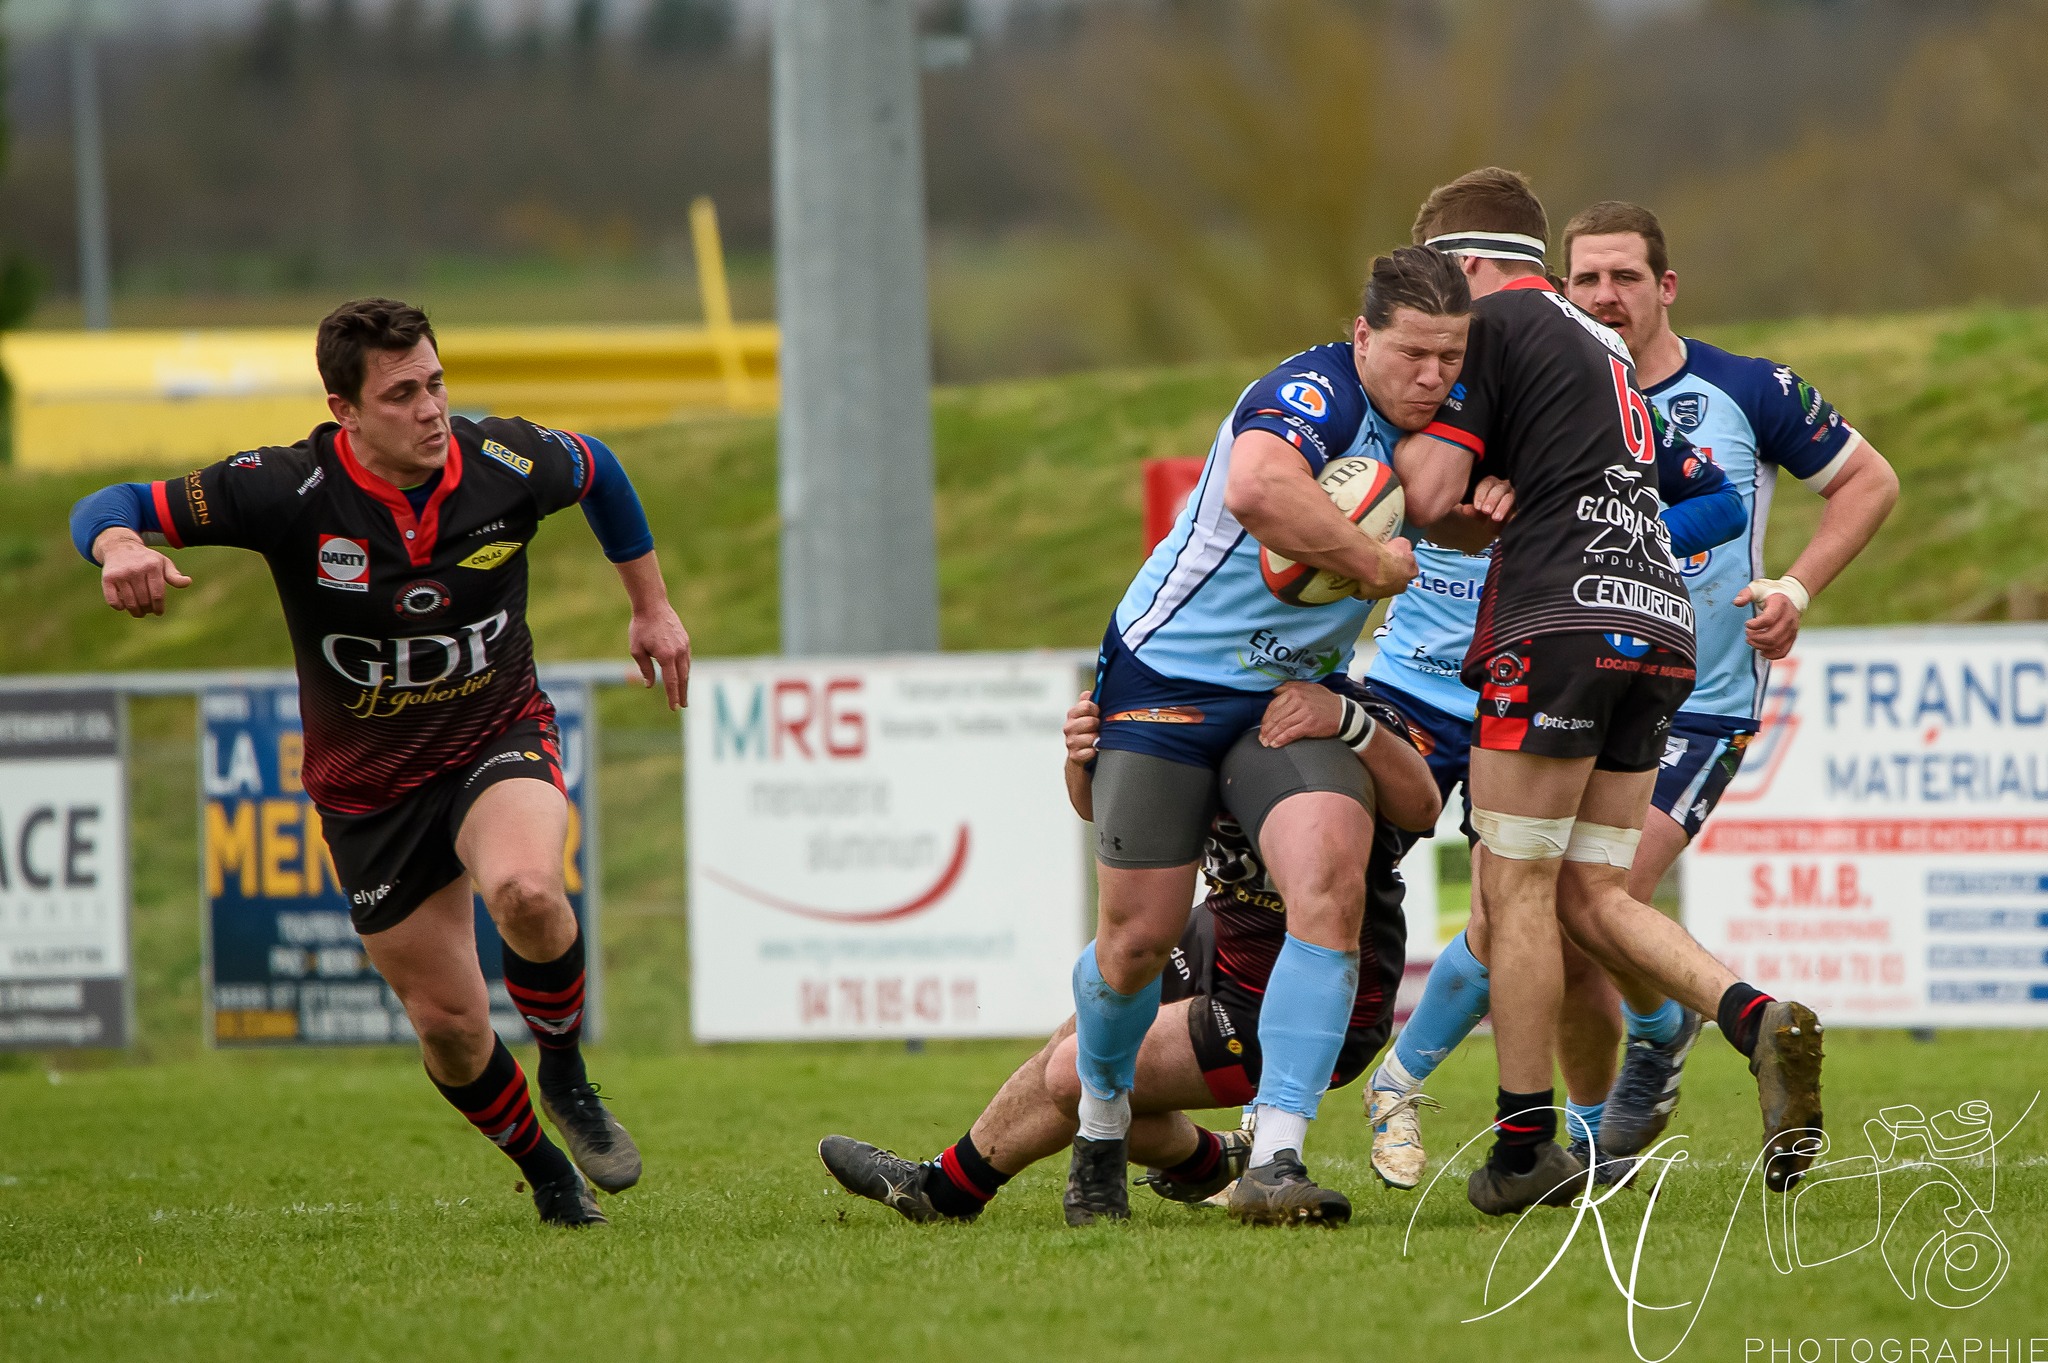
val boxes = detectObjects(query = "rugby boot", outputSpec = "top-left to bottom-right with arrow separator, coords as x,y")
539,1082 -> 642,1193
1063,1135 -> 1130,1226
818,1136 -> 968,1223
532,1169 -> 608,1227
1751,1000 -> 1825,1193
1138,1127 -> 1253,1204
1565,1134 -> 1637,1190
1598,1007 -> 1704,1157
1227,1150 -> 1352,1227
1466,1140 -> 1588,1217
1367,1088 -> 1441,1190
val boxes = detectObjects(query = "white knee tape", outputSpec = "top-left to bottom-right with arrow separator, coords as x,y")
1470,809 -> 1574,861
1563,821 -> 1642,868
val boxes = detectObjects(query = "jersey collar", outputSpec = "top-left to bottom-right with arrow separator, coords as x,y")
1498,274 -> 1556,294
335,428 -> 464,568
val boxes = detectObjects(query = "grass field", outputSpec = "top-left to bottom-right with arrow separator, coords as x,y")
6,306 -> 2048,1359
2,1033 -> 2042,1362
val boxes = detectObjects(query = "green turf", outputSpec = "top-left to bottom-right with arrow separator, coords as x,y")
1,1032 -> 2041,1362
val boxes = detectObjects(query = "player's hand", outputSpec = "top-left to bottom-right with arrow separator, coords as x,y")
1260,680 -> 1343,748
1471,476 -> 1516,523
1063,692 -> 1100,765
1734,585 -> 1802,660
1357,536 -> 1418,600
628,603 -> 692,710
97,532 -> 192,618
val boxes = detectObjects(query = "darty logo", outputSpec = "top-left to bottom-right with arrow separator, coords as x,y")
317,536 -> 369,592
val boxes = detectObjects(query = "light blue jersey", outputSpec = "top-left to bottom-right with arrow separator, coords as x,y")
1113,342 -> 1395,689
1366,544 -> 1489,721
1643,339 -> 1857,724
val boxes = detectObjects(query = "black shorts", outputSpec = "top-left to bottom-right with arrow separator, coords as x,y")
1463,631 -> 1695,773
1160,905 -> 1388,1108
318,714 -> 566,935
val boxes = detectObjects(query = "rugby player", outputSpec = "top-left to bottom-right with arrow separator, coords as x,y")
1392,169 -> 1824,1213
817,680 -> 1440,1225
1559,201 -> 1897,1158
68,299 -> 691,1227
1060,249 -> 1446,1226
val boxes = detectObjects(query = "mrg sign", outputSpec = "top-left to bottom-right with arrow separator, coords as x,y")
685,653 -> 1087,1041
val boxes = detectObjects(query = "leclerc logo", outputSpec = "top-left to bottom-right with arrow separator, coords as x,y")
317,536 -> 370,592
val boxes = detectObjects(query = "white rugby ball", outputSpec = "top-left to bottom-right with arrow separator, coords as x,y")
1259,455 -> 1406,607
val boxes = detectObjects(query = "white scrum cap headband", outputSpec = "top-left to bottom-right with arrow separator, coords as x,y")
1425,230 -> 1547,264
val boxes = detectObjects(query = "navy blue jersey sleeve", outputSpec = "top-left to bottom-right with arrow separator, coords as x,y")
69,482 -> 160,561
1652,409 -> 1745,555
577,436 -> 655,563
1231,351 -> 1367,476
1740,358 -> 1856,482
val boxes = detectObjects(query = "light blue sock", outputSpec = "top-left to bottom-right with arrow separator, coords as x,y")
1566,1099 -> 1605,1149
1071,940 -> 1162,1101
1382,929 -> 1491,1088
1623,997 -> 1685,1046
1252,935 -> 1360,1120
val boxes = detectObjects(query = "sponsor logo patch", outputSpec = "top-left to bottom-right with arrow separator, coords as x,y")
316,535 -> 370,592
457,540 -> 524,571
296,466 -> 325,497
1277,379 -> 1330,422
1573,575 -> 1695,629
392,579 -> 451,619
1485,651 -> 1530,686
1532,711 -> 1594,731
480,439 -> 533,476
1668,393 -> 1706,431
1679,550 -> 1711,579
1603,632 -> 1652,658
229,450 -> 264,469
1661,735 -> 1688,768
1103,705 -> 1206,725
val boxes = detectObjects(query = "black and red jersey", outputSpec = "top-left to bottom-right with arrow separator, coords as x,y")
1420,277 -> 1698,663
152,416 -> 596,815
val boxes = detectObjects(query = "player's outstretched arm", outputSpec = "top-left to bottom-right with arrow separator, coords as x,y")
70,483 -> 193,618
1735,437 -> 1899,660
615,552 -> 692,710
1226,431 -> 1417,598
565,434 -> 692,709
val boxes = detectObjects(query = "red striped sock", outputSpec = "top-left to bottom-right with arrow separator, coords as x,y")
433,1037 -> 575,1187
1491,1087 -> 1556,1175
1161,1127 -> 1224,1184
925,1132 -> 1010,1219
503,931 -> 588,1093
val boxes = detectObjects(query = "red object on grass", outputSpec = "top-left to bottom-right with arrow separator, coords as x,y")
1143,457 -> 1206,555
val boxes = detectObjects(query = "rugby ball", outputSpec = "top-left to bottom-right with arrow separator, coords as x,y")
1259,455 -> 1406,607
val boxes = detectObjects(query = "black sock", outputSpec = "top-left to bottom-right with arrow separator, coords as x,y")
432,1036 -> 576,1188
1162,1127 -> 1224,1184
503,929 -> 588,1095
924,1132 -> 1011,1219
1717,983 -> 1774,1060
1491,1087 -> 1556,1175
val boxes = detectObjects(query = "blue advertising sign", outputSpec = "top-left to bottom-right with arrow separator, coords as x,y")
200,682 -> 598,1047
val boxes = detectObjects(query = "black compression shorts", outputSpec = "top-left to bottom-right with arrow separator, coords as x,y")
318,712 -> 566,934
1464,631 -> 1695,773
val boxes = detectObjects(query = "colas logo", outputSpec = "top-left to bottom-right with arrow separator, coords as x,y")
458,541 -> 524,571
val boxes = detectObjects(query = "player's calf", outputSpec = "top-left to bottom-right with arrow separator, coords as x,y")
501,926 -> 643,1194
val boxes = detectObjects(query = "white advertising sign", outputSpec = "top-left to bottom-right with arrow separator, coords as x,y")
686,653 -> 1088,1040
1683,626 -> 2048,1027
0,691 -> 131,1048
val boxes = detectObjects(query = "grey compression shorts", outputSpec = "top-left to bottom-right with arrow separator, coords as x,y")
1091,734 -> 1374,870
1219,731 -> 1375,848
1091,749 -> 1220,869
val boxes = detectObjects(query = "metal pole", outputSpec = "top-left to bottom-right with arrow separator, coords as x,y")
771,0 -> 938,656
70,0 -> 114,331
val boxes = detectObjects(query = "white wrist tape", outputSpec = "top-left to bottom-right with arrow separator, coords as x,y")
1563,821 -> 1642,869
1471,809 -> 1574,861
1336,697 -> 1378,752
1747,574 -> 1810,615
